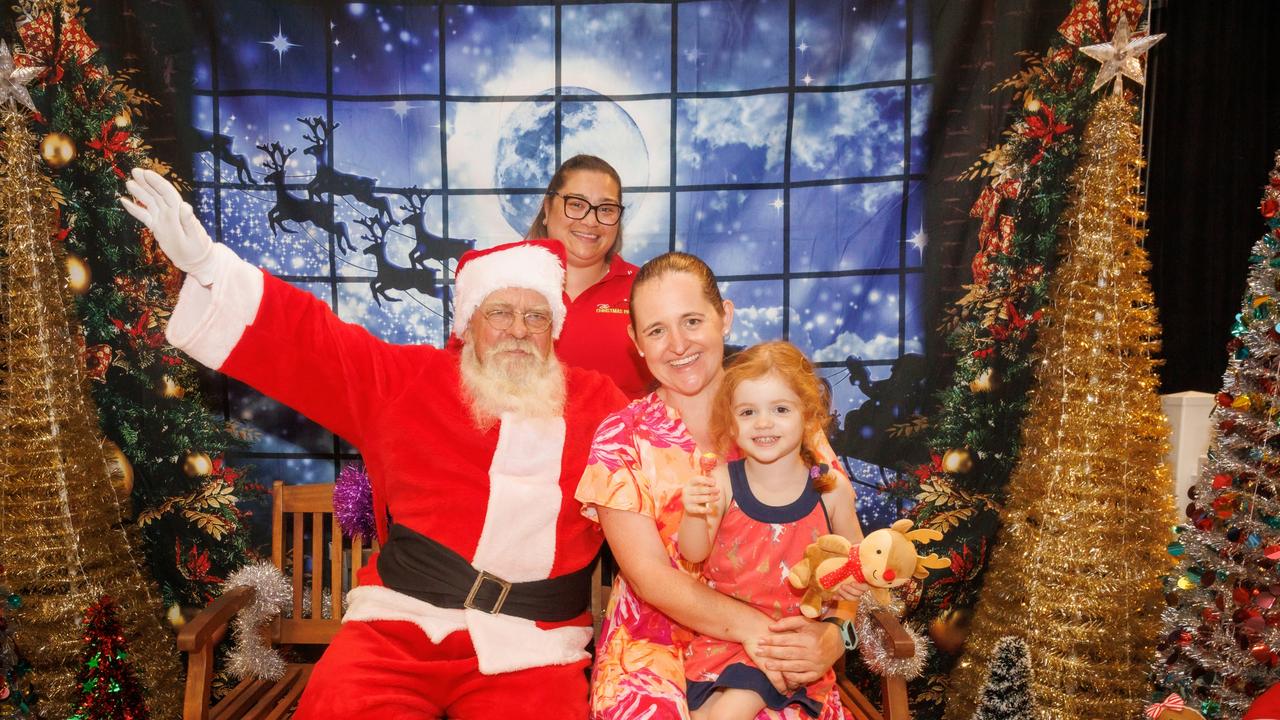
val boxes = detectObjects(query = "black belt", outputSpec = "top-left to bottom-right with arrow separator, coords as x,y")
376,523 -> 595,623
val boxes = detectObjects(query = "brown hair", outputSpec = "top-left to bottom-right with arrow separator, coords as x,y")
710,341 -> 835,492
629,252 -> 726,330
526,154 -> 624,260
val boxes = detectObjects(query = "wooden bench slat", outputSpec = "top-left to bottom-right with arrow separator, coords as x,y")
262,666 -> 313,720
242,665 -> 307,720
211,677 -> 270,720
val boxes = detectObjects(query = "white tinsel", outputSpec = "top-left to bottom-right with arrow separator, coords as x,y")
224,561 -> 292,681
855,597 -> 930,679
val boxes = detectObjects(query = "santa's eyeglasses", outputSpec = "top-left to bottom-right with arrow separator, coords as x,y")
549,192 -> 624,226
481,307 -> 553,334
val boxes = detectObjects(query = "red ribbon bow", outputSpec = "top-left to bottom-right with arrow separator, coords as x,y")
1144,693 -> 1184,719
818,546 -> 866,590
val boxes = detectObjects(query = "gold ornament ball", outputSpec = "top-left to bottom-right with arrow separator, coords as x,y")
161,375 -> 185,399
183,451 -> 214,477
102,440 -> 134,496
113,109 -> 132,128
969,367 -> 1000,393
942,448 -> 973,474
40,132 -> 76,169
65,254 -> 91,295
1023,93 -> 1041,114
928,607 -> 972,654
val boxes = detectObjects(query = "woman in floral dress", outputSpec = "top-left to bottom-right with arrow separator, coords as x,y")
576,252 -> 863,720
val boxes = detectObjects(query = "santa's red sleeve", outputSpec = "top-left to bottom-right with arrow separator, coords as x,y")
165,244 -> 427,447
1246,684 -> 1280,719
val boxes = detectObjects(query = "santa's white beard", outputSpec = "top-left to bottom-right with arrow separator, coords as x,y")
459,338 -> 566,428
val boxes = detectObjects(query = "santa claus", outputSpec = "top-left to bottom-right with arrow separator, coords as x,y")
121,169 -> 627,716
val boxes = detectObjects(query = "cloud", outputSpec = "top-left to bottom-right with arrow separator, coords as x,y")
791,89 -> 904,178
678,96 -> 788,172
727,304 -> 784,346
809,331 -> 921,363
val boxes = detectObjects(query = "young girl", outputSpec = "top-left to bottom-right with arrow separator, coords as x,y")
678,341 -> 863,720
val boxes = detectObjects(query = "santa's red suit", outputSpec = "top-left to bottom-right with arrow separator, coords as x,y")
165,240 -> 626,717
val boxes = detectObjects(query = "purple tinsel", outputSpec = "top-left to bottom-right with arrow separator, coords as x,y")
334,462 -> 375,539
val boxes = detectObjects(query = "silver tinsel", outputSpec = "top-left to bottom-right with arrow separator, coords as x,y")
287,586 -> 345,620
855,597 -> 930,680
224,561 -> 292,682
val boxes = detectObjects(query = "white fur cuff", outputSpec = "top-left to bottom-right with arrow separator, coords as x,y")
165,243 -> 264,370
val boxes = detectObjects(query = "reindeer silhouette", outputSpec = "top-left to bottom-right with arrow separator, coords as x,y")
299,117 -> 393,225
399,190 -> 476,271
832,353 -> 928,477
355,216 -> 438,307
190,127 -> 256,185
257,142 -> 354,254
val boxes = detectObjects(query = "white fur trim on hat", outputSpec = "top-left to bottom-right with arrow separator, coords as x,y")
452,243 -> 566,339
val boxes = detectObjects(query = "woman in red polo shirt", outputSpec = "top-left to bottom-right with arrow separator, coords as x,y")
527,155 -> 654,398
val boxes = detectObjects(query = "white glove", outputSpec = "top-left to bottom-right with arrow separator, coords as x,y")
119,168 -> 219,284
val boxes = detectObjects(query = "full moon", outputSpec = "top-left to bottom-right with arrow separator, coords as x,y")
493,87 -> 649,235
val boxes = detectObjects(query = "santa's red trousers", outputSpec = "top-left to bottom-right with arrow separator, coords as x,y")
292,620 -> 589,718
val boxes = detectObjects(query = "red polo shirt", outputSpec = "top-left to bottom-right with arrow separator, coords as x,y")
556,255 -> 654,398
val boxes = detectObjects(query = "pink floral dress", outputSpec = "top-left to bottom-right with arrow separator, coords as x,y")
575,392 -> 850,720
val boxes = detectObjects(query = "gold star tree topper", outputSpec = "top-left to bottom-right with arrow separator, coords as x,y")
1080,15 -> 1165,95
0,40 -> 43,113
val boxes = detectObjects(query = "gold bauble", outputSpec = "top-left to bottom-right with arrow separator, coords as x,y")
1023,93 -> 1041,114
113,109 -> 132,128
942,448 -> 973,474
161,375 -> 185,399
182,451 -> 213,477
102,439 -> 134,496
929,607 -> 972,654
968,367 -> 1000,393
65,253 -> 91,295
39,132 -> 76,169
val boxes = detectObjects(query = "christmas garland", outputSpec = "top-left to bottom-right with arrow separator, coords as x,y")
10,0 -> 260,609
891,1 -> 1148,716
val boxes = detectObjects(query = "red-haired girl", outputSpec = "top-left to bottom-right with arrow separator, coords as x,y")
677,341 -> 864,720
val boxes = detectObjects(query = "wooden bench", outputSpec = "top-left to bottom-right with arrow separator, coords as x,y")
179,481 -> 913,719
179,480 -> 376,719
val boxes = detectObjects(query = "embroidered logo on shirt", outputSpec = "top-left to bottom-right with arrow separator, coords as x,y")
595,303 -> 629,315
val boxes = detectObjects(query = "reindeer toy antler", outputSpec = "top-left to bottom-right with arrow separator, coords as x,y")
788,519 -> 948,617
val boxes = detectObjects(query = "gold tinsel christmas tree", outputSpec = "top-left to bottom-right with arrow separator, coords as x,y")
0,107 -> 181,716
942,91 -> 1176,719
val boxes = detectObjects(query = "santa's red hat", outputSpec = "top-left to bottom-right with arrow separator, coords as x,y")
451,239 -> 567,339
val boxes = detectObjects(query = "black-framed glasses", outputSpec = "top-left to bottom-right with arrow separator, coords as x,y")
481,307 -> 553,334
549,191 -> 624,226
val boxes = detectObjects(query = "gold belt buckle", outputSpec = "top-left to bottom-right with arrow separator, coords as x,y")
464,570 -> 512,614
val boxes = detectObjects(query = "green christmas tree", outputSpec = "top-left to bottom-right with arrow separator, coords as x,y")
12,0 -> 259,609
896,2 -> 1148,714
68,597 -> 149,720
971,637 -> 1035,720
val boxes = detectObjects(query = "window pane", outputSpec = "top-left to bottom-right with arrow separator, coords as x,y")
677,95 -> 788,185
444,5 -> 553,96
333,4 -> 440,95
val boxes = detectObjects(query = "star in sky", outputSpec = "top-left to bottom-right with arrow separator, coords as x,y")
797,41 -> 809,53
770,197 -> 785,212
801,72 -> 815,86
1080,15 -> 1165,95
261,24 -> 300,66
386,100 -> 416,120
908,228 -> 926,258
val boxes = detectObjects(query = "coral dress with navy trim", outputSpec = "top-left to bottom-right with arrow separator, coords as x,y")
683,459 -> 835,717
